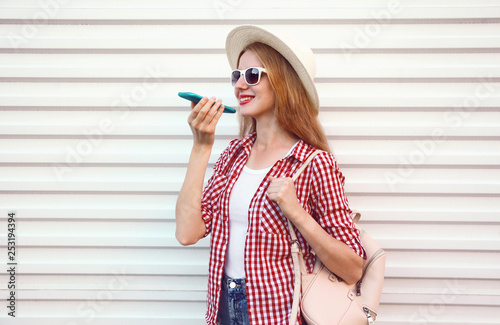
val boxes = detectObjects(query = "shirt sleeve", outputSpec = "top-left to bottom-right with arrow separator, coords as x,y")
200,141 -> 236,237
309,151 -> 366,259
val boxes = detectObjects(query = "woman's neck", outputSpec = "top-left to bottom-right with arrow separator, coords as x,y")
246,122 -> 298,170
254,114 -> 295,146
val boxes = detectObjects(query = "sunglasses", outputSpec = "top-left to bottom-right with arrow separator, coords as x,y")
231,67 -> 267,86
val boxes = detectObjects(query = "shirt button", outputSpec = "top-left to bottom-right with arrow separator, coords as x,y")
229,282 -> 236,289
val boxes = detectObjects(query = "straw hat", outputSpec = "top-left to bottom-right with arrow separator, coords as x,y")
225,25 -> 319,111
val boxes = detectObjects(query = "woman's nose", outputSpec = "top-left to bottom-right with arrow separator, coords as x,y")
234,73 -> 248,89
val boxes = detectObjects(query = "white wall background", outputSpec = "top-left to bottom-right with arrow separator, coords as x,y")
0,1 -> 499,324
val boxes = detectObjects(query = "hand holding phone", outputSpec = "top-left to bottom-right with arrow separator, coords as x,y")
178,92 -> 236,113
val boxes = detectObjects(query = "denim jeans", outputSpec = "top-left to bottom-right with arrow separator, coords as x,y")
217,274 -> 250,325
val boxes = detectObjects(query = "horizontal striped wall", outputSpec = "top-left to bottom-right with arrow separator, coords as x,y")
0,0 -> 499,324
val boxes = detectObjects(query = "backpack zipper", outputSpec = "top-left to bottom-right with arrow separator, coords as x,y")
364,307 -> 376,324
356,248 -> 385,296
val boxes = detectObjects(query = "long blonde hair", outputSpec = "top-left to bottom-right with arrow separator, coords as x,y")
237,42 -> 330,152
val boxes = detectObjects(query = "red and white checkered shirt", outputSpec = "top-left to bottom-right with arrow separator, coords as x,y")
201,132 -> 365,325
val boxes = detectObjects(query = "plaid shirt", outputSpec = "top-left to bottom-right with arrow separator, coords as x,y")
201,132 -> 365,325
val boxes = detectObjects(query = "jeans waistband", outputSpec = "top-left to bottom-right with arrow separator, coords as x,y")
221,274 -> 246,291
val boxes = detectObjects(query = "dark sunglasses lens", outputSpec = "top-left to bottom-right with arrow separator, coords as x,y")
245,68 -> 260,85
231,71 -> 241,86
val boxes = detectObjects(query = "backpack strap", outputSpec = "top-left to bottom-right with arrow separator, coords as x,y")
291,149 -> 322,182
288,149 -> 321,325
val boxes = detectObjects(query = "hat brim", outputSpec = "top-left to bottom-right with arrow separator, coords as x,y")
225,25 -> 319,111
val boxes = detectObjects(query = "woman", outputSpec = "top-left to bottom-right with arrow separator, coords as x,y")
175,25 -> 365,325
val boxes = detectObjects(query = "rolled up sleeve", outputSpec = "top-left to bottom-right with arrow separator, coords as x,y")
310,152 -> 366,259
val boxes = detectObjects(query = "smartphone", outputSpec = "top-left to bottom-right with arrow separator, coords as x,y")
178,92 -> 236,114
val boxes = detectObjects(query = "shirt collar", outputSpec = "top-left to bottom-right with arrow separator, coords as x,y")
285,139 -> 315,162
240,132 -> 258,157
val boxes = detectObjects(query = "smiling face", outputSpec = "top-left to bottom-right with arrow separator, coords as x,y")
234,50 -> 276,120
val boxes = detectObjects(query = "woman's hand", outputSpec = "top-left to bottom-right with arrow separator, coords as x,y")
268,176 -> 363,284
188,97 -> 225,147
267,176 -> 303,221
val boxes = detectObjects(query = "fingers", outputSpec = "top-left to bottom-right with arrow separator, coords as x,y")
189,97 -> 223,125
268,177 -> 302,219
187,97 -> 225,145
188,96 -> 211,121
267,177 -> 294,203
210,98 -> 225,125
